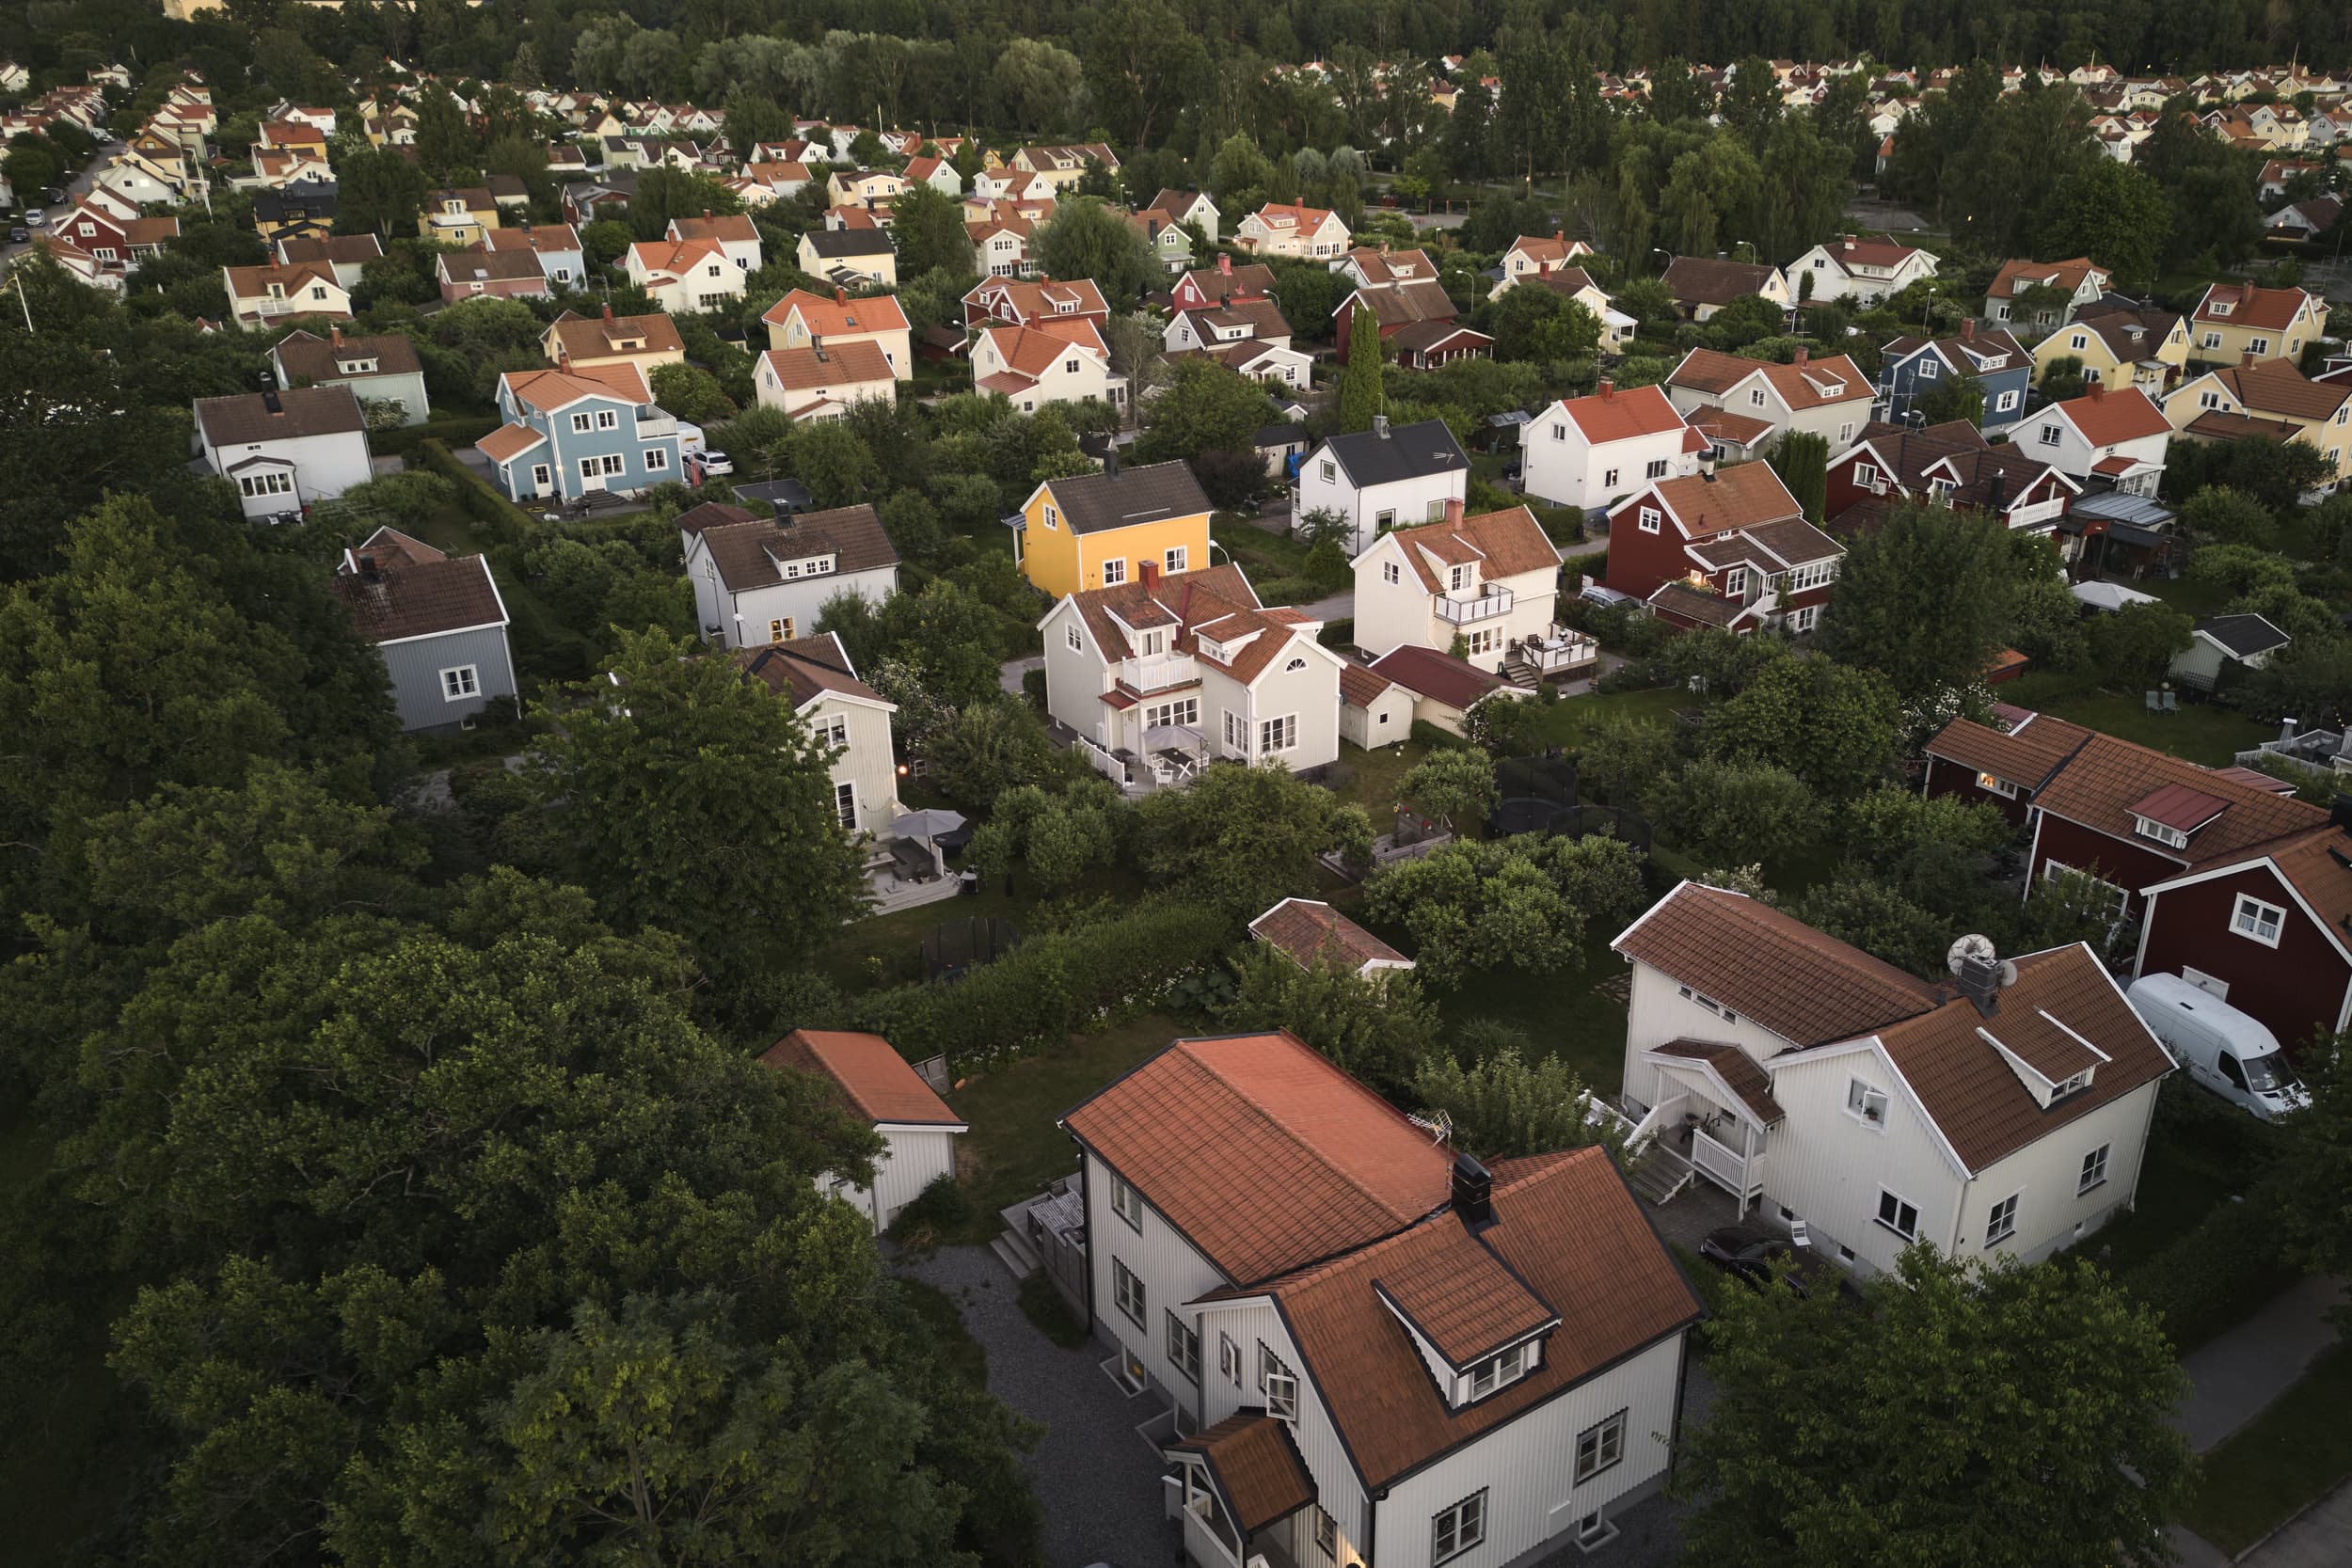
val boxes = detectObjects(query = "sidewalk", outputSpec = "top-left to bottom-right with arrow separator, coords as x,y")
2166,1275 -> 2347,1566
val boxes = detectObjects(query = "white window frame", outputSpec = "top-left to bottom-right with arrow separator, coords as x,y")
1100,556 -> 1126,586
1314,1508 -> 1338,1559
1468,1341 -> 1529,1402
1467,626 -> 1499,657
2038,423 -> 2061,447
1259,1343 -> 1299,1422
439,664 -> 481,701
595,408 -> 618,431
1976,771 -> 2019,799
1723,567 -> 1747,597
1109,1173 -> 1144,1230
1876,1186 -> 1920,1241
1994,388 -> 2020,412
818,713 -> 849,748
1645,457 -> 1669,479
1165,546 -> 1188,574
530,463 -> 551,490
570,411 -> 593,433
2079,1144 -> 2110,1195
833,780 -> 857,830
644,447 -> 669,471
1637,506 -> 1661,533
1574,1409 -> 1627,1482
1985,1193 -> 2019,1246
1787,604 -> 1820,633
1845,1077 -> 1889,1130
1259,714 -> 1297,752
1602,466 -> 1619,486
1219,1331 -> 1242,1387
2232,894 -> 2285,947
1382,561 -> 1400,585
1112,1258 -> 1146,1325
1433,1489 -> 1487,1564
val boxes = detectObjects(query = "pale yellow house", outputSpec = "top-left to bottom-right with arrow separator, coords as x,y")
2186,282 -> 2329,367
2032,306 -> 2192,390
2162,359 -> 2352,480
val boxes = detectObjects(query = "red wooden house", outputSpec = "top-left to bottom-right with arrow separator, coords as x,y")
1170,254 -> 1276,312
1602,464 -> 1842,634
1823,420 -> 2080,538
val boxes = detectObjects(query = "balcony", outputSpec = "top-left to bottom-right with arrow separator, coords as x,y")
635,410 -> 679,439
1113,653 -> 1200,693
1433,585 -> 1515,625
2010,497 -> 2066,529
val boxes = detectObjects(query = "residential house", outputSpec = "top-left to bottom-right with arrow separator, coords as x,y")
1332,267 -> 1493,369
755,338 -> 898,421
1330,245 -> 1437,290
330,526 -> 516,733
2163,356 -> 2352,480
756,1031 -> 961,1229
732,632 -> 906,838
249,179 -> 337,242
1064,1030 -> 1700,1566
1503,265 -> 1637,347
1663,346 -> 1875,450
0,61 -> 27,92
1823,420 -> 2078,537
1983,257 -> 2114,332
1171,256 -> 1276,312
1523,379 -> 1707,515
1349,501 -> 1586,688
1785,233 -> 1939,306
436,245 -> 551,303
417,187 -> 501,246
1488,231 -> 1597,299
827,167 -> 909,210
221,243 -> 346,318
1660,255 -> 1791,322
903,154 -> 962,196
964,275 -> 1111,330
625,237 -> 743,313
482,223 -> 585,288
971,318 -> 1119,415
1010,142 -> 1119,190
1927,711 -> 2352,1047
2187,281 -> 2328,365
30,235 -> 123,293
1127,207 -> 1195,273
1039,561 -> 1345,783
1294,416 -> 1472,556
1613,881 -> 2172,1274
1338,661 -> 1417,749
271,327 -> 430,426
762,287 -> 913,380
1144,186 -> 1219,245
2021,384 -> 2173,496
1014,457 -> 1214,599
666,211 -> 763,273
680,499 -> 901,650
1603,465 -> 1840,634
541,306 -> 688,376
1248,898 -> 1413,977
476,362 -> 683,504
52,200 -> 179,274
796,227 -> 898,287
1919,706 -> 2093,829
1876,321 -> 2035,434
1233,201 -> 1351,259
2169,614 -> 2292,692
2266,196 -> 2344,242
967,202 -> 1038,277
2033,305 -> 2192,391
274,233 -> 383,292
1163,294 -> 1311,389
195,385 -> 373,521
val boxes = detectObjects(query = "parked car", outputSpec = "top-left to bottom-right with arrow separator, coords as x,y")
685,449 -> 733,484
1577,581 -> 1634,608
24,209 -> 44,227
2125,974 -> 2310,1121
8,228 -> 26,245
1697,1227 -> 1809,1295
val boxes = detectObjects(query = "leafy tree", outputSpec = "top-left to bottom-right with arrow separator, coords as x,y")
1679,1245 -> 2192,1568
649,362 -> 739,424
2038,354 -> 2088,401
1486,286 -> 1602,364
1361,834 -> 1648,988
1079,0 -> 1209,148
517,628 -> 867,1003
1136,357 -> 1277,466
919,698 -> 1067,808
2176,484 -> 2277,551
1914,369 -> 1986,428
867,579 -> 1010,710
1134,762 -> 1373,918
1768,430 -> 1830,523
2086,602 -> 2195,690
2271,1031 -> 2352,1279
993,39 -> 1085,132
1647,757 -> 1820,864
1411,1045 -> 1618,1161
1785,872 -> 1953,976
1703,656 -> 1902,800
966,779 -> 1126,893
1576,714 -> 1679,807
1222,942 -> 1438,1096
2015,865 -> 2136,963
2034,161 -> 2171,288
888,181 -> 977,281
1032,196 -> 1156,307
1400,747 -> 1499,831
1336,305 -> 1386,434
1823,505 -> 2015,699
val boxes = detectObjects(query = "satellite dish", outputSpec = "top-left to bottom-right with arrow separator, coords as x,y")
1947,933 -> 1997,976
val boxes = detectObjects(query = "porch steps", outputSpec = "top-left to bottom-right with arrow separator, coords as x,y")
1626,1144 -> 1692,1207
990,1227 -> 1041,1281
1502,652 -> 1544,689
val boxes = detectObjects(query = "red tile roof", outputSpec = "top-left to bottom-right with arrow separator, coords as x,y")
2193,280 -> 2322,332
2130,782 -> 2233,833
1555,382 -> 1688,444
1367,644 -> 1510,711
1382,504 -> 1562,593
1924,712 -> 2094,792
2030,732 -> 2326,871
1249,898 -> 1410,972
1670,347 -> 1872,410
758,1029 -> 962,1127
2057,386 -> 2170,446
1167,1415 -> 1315,1534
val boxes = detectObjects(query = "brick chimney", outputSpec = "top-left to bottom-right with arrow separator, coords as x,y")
602,302 -> 614,325
702,208 -> 711,219
1443,497 -> 1465,527
1959,318 -> 1976,342
1792,345 -> 1809,367
1597,376 -> 1614,400
834,285 -> 847,306
2241,279 -> 2257,305
2088,379 -> 2106,402
1139,558 -> 1158,591
2242,349 -> 2257,369
1217,253 -> 1232,276
329,325 -> 342,347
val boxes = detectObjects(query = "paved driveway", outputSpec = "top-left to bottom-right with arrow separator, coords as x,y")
902,1246 -> 1177,1568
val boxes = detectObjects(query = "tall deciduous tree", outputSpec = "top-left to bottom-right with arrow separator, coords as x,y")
1135,761 -> 1374,918
2034,160 -> 2172,289
1222,942 -> 1439,1096
1822,504 -> 2016,699
888,181 -> 977,280
1361,834 -> 1648,987
1032,196 -> 1156,307
1412,1045 -> 1618,1160
1336,305 -> 1387,433
1679,1246 -> 2192,1568
1702,655 -> 1903,800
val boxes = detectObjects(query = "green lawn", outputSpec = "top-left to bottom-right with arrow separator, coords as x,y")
1212,515 -> 1319,578
2178,1343 -> 2352,1554
1430,937 -> 1632,1090
1326,737 -> 1432,818
816,864 -> 1151,993
2000,673 -> 2272,768
2138,575 -> 2234,620
942,1011 -> 1180,1240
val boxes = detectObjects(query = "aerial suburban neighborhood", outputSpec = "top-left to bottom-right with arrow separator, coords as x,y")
7,6 -> 2352,1568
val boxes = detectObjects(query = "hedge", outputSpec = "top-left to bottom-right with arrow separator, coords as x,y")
369,414 -> 500,458
2112,1186 -> 2301,1352
414,437 -> 535,544
1316,616 -> 1356,650
842,902 -> 1232,1068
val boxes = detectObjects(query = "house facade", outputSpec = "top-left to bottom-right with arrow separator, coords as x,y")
222,261 -> 351,327
1234,201 -> 1351,259
1487,231 -> 1597,299
972,319 -> 1119,414
1823,420 -> 2077,536
755,340 -> 898,420
477,362 -> 683,504
1875,323 -> 2034,435
1785,233 -> 1938,305
1015,458 -> 1214,599
1522,380 -> 1705,515
330,526 -> 517,733
797,228 -> 898,287
1602,465 -> 1839,635
1295,417 -> 1472,556
2162,358 -> 2352,481
763,287 -> 914,380
2187,282 -> 2328,366
626,237 -> 744,312
2033,307 -> 2191,391
270,327 -> 430,426
1063,1031 -> 1701,1568
1982,257 -> 2112,332
1615,881 -> 2173,1275
2020,385 -> 2172,496
194,386 -> 373,520
681,500 -> 901,650
733,633 -> 906,837
1350,501 -> 1565,664
1660,255 -> 1791,322
1664,346 -> 1873,449
757,1029 -> 961,1230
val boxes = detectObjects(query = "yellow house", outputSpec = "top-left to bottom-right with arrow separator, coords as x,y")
417,187 -> 501,247
2162,359 -> 2352,480
2186,281 -> 2329,367
1017,458 -> 1215,599
2032,307 -> 2191,391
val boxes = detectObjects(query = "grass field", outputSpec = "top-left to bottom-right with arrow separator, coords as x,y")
2178,1344 -> 2352,1555
2001,672 -> 2272,768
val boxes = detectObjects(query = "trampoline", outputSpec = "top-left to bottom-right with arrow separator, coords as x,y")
921,916 -> 1024,982
1487,752 -> 1581,838
1490,798 -> 1570,837
1549,804 -> 1655,855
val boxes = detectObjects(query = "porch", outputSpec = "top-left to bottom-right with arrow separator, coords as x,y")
1053,715 -> 1214,795
1619,1040 -> 1788,1212
1504,624 -> 1600,686
1166,1412 -> 1317,1568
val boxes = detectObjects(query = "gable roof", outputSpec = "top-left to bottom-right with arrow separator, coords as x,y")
1924,711 -> 2096,793
271,328 -> 421,383
1810,232 -> 1930,274
1063,562 -> 1311,687
2053,386 -> 2169,445
1367,644 -> 1509,710
1061,1031 -> 1457,1284
1552,382 -> 1689,444
762,338 -> 895,390
801,227 -> 896,258
1040,459 -> 1211,535
331,526 -> 506,643
2197,613 -> 2291,658
545,309 -> 686,361
439,245 -> 547,283
2030,729 -> 2327,871
694,503 -> 901,592
1375,504 -> 1562,592
760,286 -> 911,337
2193,358 -> 2352,422
195,384 -> 366,444
1613,882 -> 1940,1048
1986,256 -> 2108,300
2193,280 -> 2321,332
1633,463 -> 1804,535
2064,305 -> 2182,364
1317,419 -> 1470,489
1882,325 -> 2030,375
758,1029 -> 962,1127
1249,898 -> 1410,972
1168,1415 -> 1315,1535
503,361 -> 652,412
1661,255 -> 1781,307
733,631 -> 887,709
1669,347 -> 1872,409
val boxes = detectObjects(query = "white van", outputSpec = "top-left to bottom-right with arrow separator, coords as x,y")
2125,974 -> 2311,1121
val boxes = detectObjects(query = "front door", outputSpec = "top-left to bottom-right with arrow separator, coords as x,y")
579,455 -> 607,492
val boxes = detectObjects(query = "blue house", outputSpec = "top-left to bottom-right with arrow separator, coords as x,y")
1876,323 -> 2033,436
475,362 -> 683,503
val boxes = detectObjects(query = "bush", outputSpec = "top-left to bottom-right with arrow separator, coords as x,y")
1529,504 -> 1584,545
885,1174 -> 974,1255
1251,575 -> 1324,606
368,415 -> 501,457
1316,616 -> 1356,649
1565,550 -> 1606,592
414,438 -> 533,544
1409,719 -> 1470,750
2111,1186 -> 2300,1352
1020,666 -> 1046,711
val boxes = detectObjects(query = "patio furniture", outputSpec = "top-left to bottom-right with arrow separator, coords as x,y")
1789,1217 -> 1811,1249
887,838 -> 938,881
2145,691 -> 2162,715
2161,690 -> 2179,715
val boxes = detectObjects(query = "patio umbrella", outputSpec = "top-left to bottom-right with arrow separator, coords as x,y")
891,807 -> 969,842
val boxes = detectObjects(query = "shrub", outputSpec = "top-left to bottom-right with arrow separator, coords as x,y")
2110,1186 -> 2299,1352
1251,575 -> 1324,606
414,438 -> 533,543
1020,666 -> 1047,710
368,415 -> 501,457
886,1174 -> 974,1256
1409,719 -> 1470,750
1316,616 -> 1356,649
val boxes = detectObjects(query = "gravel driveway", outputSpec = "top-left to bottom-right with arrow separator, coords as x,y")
902,1246 -> 1178,1568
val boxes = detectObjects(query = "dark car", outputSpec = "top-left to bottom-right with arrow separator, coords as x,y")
8,228 -> 25,245
1697,1227 -> 1808,1295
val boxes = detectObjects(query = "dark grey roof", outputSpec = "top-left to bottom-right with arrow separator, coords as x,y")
253,180 -> 337,219
1315,419 -> 1470,489
1045,459 -> 1213,535
2068,491 -> 2176,527
197,384 -> 366,445
731,477 -> 816,513
803,229 -> 897,258
1256,421 -> 1308,448
2197,613 -> 2290,658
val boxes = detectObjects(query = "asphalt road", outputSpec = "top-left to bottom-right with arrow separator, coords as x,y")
2,138 -> 111,265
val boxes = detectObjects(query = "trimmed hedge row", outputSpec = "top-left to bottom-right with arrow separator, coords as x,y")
1316,616 -> 1356,650
844,902 -> 1232,1067
414,437 -> 535,544
2112,1187 -> 2302,1352
369,415 -> 500,457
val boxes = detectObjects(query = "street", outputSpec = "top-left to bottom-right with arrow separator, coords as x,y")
2,135 -> 111,266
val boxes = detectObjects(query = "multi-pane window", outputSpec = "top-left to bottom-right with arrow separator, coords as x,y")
834,782 -> 856,829
2232,895 -> 2285,947
644,448 -> 669,470
2079,1144 -> 2110,1195
1645,457 -> 1669,479
439,665 -> 480,701
1575,1410 -> 1627,1481
1433,1490 -> 1487,1562
1112,1258 -> 1145,1325
1986,1194 -> 2019,1245
1876,1188 -> 1919,1240
239,470 -> 295,498
1846,1079 -> 1889,1127
1109,1173 -> 1144,1230
1146,698 -> 1200,729
1259,1344 -> 1299,1421
1165,546 -> 1188,574
1638,506 -> 1661,533
817,714 -> 849,748
1219,1332 -> 1241,1386
1314,1509 -> 1338,1559
1165,1310 -> 1200,1383
1066,625 -> 1082,651
1259,715 -> 1297,752
1468,1341 -> 1528,1401
1382,562 -> 1400,584
1101,557 -> 1126,586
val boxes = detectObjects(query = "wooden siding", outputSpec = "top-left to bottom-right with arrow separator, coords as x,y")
2140,865 -> 2352,1053
1957,1079 -> 2161,1264
378,623 -> 515,733
1083,1149 -> 1229,1413
1620,962 -> 1803,1112
1759,1045 -> 1965,1275
1193,1295 -> 1372,1560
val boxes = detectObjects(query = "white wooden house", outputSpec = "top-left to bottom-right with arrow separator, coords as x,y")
758,1029 -> 962,1231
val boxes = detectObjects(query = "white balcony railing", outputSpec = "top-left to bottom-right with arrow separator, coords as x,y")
2010,497 -> 2066,528
1433,586 -> 1515,625
635,412 -> 678,438
1114,653 -> 1200,692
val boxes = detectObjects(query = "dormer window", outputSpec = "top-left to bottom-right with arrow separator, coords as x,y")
2212,301 -> 2233,317
1449,564 -> 1470,592
2134,816 -> 2187,848
1466,1340 -> 1534,1402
